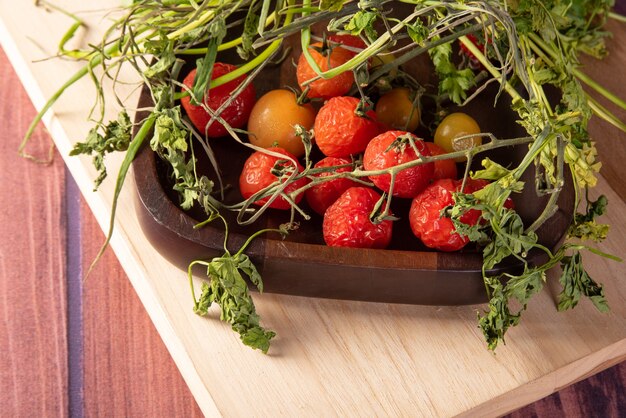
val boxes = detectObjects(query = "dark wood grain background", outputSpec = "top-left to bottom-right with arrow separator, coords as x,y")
2,15 -> 626,417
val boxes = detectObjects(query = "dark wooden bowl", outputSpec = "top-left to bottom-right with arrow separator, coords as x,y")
132,34 -> 574,305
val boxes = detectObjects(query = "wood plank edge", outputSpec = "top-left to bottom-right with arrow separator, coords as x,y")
0,16 -> 221,418
456,339 -> 626,418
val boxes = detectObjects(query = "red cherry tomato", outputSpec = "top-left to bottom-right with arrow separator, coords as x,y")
314,96 -> 379,157
305,157 -> 358,215
323,187 -> 393,249
247,89 -> 316,157
239,147 -> 309,210
423,142 -> 458,180
181,63 -> 256,138
459,34 -> 490,69
296,42 -> 354,100
409,181 -> 457,251
363,130 -> 434,198
409,178 -> 483,252
327,34 -> 367,50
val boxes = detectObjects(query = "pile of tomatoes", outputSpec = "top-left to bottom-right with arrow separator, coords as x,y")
180,35 -> 503,252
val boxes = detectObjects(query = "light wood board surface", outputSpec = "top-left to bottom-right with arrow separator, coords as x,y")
1,1 -> 625,416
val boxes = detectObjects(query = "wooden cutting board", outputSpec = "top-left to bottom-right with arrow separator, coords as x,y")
1,1 -> 625,416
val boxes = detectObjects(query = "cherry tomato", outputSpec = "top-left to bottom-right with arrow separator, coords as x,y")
247,89 -> 316,157
363,130 -> 434,198
181,63 -> 256,138
434,112 -> 482,162
323,187 -> 393,249
375,87 -> 420,132
409,178 -> 483,251
369,50 -> 397,77
296,42 -> 354,100
314,96 -> 379,158
305,157 -> 358,215
327,34 -> 367,50
459,34 -> 490,70
239,147 -> 309,210
423,142 -> 458,180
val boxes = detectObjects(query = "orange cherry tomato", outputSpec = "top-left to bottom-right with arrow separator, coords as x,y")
434,112 -> 482,162
296,42 -> 355,100
247,89 -> 316,157
375,87 -> 420,132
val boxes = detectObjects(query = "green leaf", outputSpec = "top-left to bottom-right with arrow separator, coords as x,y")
320,0 -> 346,12
429,42 -> 475,104
193,251 -> 275,353
344,10 -> 378,40
406,20 -> 429,45
236,254 -> 264,291
472,158 -> 512,181
143,37 -> 176,78
191,17 -> 227,104
478,276 -> 521,351
237,1 -> 260,59
558,252 -> 609,313
69,111 -> 132,190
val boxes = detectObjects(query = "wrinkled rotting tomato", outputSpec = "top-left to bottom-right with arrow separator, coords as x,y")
363,130 -> 434,198
323,187 -> 393,249
423,142 -> 458,181
409,178 -> 486,252
314,96 -> 379,158
181,63 -> 256,138
305,157 -> 358,215
239,147 -> 309,210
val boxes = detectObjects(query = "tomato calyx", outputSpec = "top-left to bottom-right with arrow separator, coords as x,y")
385,133 -> 427,156
369,192 -> 398,224
354,96 -> 375,119
269,158 -> 299,178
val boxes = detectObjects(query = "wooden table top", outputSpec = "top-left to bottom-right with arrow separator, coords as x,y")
1,1 -> 625,416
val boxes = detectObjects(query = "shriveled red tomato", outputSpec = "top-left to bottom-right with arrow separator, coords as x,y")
239,147 -> 309,210
409,178 -> 483,251
424,142 -> 458,180
314,96 -> 379,157
305,157 -> 357,215
375,88 -> 420,132
363,130 -> 434,198
247,89 -> 316,157
296,42 -> 354,100
323,187 -> 393,249
181,63 -> 256,138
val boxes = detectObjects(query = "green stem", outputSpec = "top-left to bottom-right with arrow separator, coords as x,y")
85,112 -> 157,277
608,11 -> 626,23
528,32 -> 626,112
188,259 -> 210,309
574,68 -> 626,112
458,36 -> 523,102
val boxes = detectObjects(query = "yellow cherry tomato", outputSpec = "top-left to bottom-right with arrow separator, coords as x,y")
434,112 -> 482,162
375,87 -> 420,132
370,51 -> 398,77
247,89 -> 316,157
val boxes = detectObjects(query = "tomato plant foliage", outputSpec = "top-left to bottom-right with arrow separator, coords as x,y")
28,0 -> 624,353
